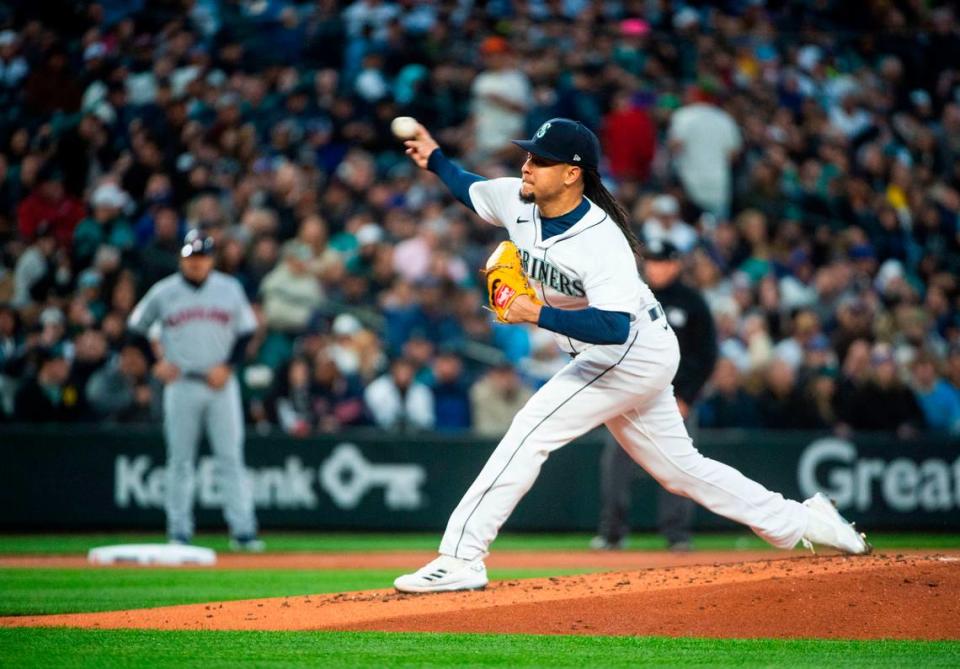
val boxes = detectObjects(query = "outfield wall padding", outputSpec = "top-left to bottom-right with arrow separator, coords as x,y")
2,427 -> 959,530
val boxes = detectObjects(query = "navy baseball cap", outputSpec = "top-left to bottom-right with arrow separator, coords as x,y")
180,229 -> 215,257
512,118 -> 600,171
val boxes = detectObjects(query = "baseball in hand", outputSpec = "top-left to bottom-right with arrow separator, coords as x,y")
391,116 -> 419,140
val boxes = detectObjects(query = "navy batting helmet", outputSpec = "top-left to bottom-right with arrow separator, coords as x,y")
180,229 -> 215,258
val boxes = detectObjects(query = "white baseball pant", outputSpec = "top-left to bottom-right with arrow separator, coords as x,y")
440,310 -> 808,560
163,375 -> 257,539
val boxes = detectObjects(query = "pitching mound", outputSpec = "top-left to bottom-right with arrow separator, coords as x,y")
3,553 -> 958,639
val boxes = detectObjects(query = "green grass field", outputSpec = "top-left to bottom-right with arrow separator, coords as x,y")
1,532 -> 958,668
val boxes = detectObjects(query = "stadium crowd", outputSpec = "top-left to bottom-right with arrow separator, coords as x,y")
1,0 -> 960,437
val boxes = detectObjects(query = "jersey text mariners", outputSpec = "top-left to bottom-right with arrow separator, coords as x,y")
128,271 -> 257,373
468,177 -> 657,354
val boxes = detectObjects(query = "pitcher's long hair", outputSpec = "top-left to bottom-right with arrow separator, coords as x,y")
582,169 -> 642,257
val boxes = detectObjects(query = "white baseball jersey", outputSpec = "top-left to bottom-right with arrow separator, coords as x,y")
128,271 -> 257,373
468,177 -> 657,354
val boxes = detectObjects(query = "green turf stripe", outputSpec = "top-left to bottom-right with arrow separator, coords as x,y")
1,629 -> 958,668
1,532 -> 958,555
0,568 -> 588,615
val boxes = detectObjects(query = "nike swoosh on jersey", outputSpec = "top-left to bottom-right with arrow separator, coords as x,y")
516,216 -> 529,223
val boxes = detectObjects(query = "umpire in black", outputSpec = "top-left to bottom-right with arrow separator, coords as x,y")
592,239 -> 718,551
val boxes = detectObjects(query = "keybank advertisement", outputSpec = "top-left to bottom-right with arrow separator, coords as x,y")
3,428 -> 958,529
797,438 -> 960,514
114,445 -> 427,512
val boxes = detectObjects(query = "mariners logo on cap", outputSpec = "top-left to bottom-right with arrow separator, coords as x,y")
535,122 -> 551,139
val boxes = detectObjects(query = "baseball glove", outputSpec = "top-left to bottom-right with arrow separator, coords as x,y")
484,240 -> 541,323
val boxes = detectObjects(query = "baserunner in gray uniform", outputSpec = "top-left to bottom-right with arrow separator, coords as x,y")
128,230 -> 263,551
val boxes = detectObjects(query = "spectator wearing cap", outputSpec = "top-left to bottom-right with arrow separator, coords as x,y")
73,183 -> 135,268
16,166 -> 85,248
363,357 -> 434,431
642,195 -> 698,253
668,85 -> 742,218
471,36 -> 531,159
909,352 -> 960,434
469,361 -> 534,437
841,343 -> 925,437
259,240 -> 325,334
326,313 -> 371,378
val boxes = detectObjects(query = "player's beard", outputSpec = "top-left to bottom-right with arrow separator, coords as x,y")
518,188 -> 536,204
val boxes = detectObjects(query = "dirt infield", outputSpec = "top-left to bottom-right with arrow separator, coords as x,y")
3,552 -> 958,639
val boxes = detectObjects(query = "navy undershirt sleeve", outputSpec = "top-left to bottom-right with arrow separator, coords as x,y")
228,333 -> 253,366
427,149 -> 485,212
537,307 -> 631,345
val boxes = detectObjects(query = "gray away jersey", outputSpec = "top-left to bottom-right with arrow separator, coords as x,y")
128,271 -> 257,373
468,177 -> 657,354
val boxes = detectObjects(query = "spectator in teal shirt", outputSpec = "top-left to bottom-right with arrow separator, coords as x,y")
72,183 -> 135,267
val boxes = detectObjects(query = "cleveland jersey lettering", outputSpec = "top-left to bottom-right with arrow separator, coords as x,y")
128,271 -> 256,374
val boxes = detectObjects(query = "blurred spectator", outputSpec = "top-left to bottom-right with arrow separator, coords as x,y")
72,183 -> 135,268
14,347 -> 82,421
16,168 -> 84,248
668,87 -> 742,218
756,359 -> 817,429
310,352 -> 366,432
12,224 -> 57,307
86,338 -> 157,422
0,304 -> 19,414
909,352 -> 960,434
470,36 -> 530,160
842,343 -> 925,437
641,195 -> 697,253
272,356 -> 314,437
431,349 -> 470,431
363,357 -> 434,430
773,310 -> 822,372
137,206 -> 182,289
260,241 -> 325,334
470,361 -> 533,437
699,358 -> 760,429
601,90 -> 656,182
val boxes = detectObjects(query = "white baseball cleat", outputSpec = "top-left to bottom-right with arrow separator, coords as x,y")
394,555 -> 488,593
800,492 -> 872,555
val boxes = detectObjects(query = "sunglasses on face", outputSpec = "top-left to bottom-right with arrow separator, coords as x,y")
526,153 -> 561,168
